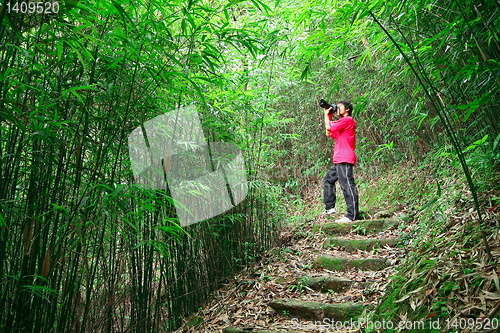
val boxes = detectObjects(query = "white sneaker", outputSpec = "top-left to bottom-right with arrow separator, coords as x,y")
322,208 -> 336,215
335,216 -> 352,223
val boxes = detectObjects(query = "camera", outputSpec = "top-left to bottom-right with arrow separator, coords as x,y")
319,99 -> 337,115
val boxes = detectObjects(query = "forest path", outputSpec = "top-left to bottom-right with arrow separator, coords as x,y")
176,209 -> 407,333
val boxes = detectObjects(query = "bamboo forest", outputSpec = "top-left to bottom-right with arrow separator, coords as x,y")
0,0 -> 499,332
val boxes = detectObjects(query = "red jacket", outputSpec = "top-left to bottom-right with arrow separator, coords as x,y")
329,116 -> 356,165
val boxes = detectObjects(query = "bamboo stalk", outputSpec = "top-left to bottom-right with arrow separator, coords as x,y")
369,9 -> 493,261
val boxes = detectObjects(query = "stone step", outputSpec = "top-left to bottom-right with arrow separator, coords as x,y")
314,255 -> 390,271
313,221 -> 351,234
297,276 -> 353,293
351,218 -> 401,234
313,218 -> 401,235
323,238 -> 401,252
268,299 -> 364,322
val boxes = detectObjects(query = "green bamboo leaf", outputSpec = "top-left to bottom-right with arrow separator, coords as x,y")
66,43 -> 87,72
97,183 -> 113,193
242,89 -> 254,96
186,12 -> 197,31
118,200 -> 129,213
0,211 -> 6,227
107,56 -> 125,70
187,77 -> 208,110
415,113 -> 427,130
422,26 -> 450,47
478,92 -> 492,105
3,12 -> 22,40
350,6 -> 362,26
1,68 -> 13,80
111,184 -> 128,199
51,203 -> 71,218
300,64 -> 310,81
476,135 -> 489,145
111,0 -> 134,28
32,131 -> 48,138
65,0 -> 95,13
192,76 -> 216,84
22,285 -> 58,302
156,225 -> 183,236
249,0 -> 271,14
358,0 -> 384,20
132,240 -> 146,250
419,198 -> 437,212
67,84 -> 97,93
461,91 -> 492,122
70,90 -> 85,105
493,133 -> 500,152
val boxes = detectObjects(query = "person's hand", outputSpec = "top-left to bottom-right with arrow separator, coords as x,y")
325,107 -> 332,114
326,129 -> 332,137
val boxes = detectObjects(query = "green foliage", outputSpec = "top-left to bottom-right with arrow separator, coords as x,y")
288,277 -> 307,293
353,223 -> 367,235
1,0 -> 499,331
254,0 -> 499,206
361,155 -> 499,333
0,0 -> 281,331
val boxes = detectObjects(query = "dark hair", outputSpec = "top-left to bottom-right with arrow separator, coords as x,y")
338,101 -> 354,116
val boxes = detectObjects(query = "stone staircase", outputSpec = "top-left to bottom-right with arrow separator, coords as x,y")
223,212 -> 403,333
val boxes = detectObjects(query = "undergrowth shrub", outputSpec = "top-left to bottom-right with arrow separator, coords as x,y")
360,147 -> 500,333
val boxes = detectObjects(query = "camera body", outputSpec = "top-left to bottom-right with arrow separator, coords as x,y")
319,99 -> 338,115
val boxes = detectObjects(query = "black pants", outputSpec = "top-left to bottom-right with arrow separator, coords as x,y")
323,163 -> 359,220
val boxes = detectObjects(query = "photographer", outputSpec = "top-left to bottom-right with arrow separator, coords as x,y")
321,100 -> 359,222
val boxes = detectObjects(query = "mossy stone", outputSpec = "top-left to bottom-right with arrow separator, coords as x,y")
322,218 -> 402,236
322,222 -> 352,235
314,255 -> 390,271
349,258 -> 390,271
269,299 -> 364,321
322,302 -> 364,321
351,218 -> 401,234
297,276 -> 353,292
323,238 -> 401,252
313,256 -> 348,271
